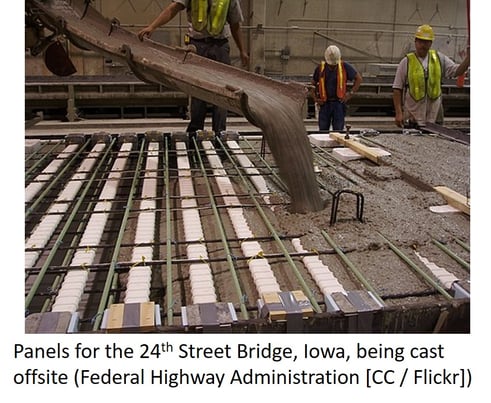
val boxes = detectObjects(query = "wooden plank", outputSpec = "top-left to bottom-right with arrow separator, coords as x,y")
329,132 -> 390,164
139,302 -> 155,328
106,303 -> 125,331
434,186 -> 470,215
261,291 -> 314,321
291,290 -> 314,318
262,292 -> 286,321
106,302 -> 156,332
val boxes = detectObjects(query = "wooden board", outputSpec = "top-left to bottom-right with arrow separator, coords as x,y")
106,302 -> 155,332
260,291 -> 314,321
434,186 -> 470,215
329,132 -> 391,164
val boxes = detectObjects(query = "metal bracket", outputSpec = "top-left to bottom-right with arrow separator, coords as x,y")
330,189 -> 364,226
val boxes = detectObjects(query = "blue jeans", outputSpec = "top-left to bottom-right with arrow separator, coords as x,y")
318,101 -> 346,131
187,38 -> 231,134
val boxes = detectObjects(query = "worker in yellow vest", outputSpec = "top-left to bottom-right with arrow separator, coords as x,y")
311,45 -> 362,131
138,0 -> 249,135
392,24 -> 470,128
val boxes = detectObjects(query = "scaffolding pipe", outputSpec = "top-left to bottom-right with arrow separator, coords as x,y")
25,139 -> 116,310
92,138 -> 147,331
193,138 -> 250,320
379,233 -> 454,301
321,229 -> 385,306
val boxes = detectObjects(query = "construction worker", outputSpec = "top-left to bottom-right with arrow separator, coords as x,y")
138,0 -> 249,135
392,24 -> 470,128
311,45 -> 362,131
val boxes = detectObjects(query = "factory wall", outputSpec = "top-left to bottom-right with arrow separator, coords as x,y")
25,0 -> 469,79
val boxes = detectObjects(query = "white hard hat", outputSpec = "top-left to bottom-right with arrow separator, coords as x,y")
324,45 -> 341,65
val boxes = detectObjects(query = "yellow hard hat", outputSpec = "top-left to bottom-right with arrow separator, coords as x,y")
415,24 -> 434,41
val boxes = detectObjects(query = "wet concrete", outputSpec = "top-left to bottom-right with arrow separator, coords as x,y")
27,0 -> 324,212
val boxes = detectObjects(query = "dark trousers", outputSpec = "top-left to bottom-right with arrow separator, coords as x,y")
318,101 -> 346,131
187,38 -> 231,134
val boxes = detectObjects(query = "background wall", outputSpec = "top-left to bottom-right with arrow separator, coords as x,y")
25,0 -> 469,79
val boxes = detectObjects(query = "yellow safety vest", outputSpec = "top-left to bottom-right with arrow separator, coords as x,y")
407,49 -> 442,101
317,61 -> 347,102
191,0 -> 230,36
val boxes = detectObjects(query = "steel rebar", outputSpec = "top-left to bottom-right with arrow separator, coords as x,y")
25,139 -> 92,219
164,136 -> 175,325
218,137 -> 322,313
92,138 -> 147,331
25,139 -> 116,310
432,238 -> 470,272
321,230 -> 385,306
379,233 -> 454,301
194,138 -> 250,320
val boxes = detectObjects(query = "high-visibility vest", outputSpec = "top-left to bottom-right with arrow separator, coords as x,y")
317,61 -> 347,102
191,0 -> 208,31
407,49 -> 442,101
191,0 -> 230,36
